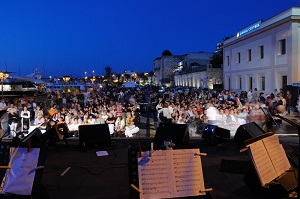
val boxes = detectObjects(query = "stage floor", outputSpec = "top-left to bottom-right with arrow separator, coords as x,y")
40,134 -> 298,199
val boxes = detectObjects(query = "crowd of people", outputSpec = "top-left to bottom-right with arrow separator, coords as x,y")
157,88 -> 299,132
0,85 -> 299,144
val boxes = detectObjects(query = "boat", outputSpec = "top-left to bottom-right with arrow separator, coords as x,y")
45,79 -> 86,92
1,77 -> 39,97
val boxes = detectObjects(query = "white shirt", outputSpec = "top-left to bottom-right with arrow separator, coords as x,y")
206,107 -> 218,121
0,102 -> 7,109
69,123 -> 79,131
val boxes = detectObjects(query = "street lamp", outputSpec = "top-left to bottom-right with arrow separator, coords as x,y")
63,76 -> 70,84
91,76 -> 96,84
0,71 -> 9,99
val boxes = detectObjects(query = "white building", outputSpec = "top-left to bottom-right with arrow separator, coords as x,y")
173,52 -> 223,89
174,66 -> 223,89
222,7 -> 300,93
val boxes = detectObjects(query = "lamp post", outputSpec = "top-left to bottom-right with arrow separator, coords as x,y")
84,72 -> 87,82
0,71 -> 9,99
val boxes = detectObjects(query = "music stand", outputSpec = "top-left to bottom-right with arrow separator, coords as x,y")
260,107 -> 279,131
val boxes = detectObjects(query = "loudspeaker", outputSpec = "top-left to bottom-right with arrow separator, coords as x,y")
234,122 -> 266,149
202,124 -> 230,145
20,128 -> 45,148
154,123 -> 189,149
79,124 -> 111,150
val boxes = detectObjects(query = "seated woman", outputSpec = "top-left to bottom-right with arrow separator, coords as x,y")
124,112 -> 139,137
87,114 -> 96,124
68,117 -> 80,137
114,115 -> 125,137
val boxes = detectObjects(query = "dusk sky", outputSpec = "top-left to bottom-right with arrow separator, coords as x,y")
0,1 -> 297,78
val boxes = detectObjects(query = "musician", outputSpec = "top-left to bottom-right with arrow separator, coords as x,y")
45,119 -> 57,146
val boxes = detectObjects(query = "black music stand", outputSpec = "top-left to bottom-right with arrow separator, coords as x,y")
260,107 -> 279,131
0,128 -> 48,198
243,133 -> 298,199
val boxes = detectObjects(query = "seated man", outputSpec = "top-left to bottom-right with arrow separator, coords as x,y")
105,112 -> 115,136
36,116 -> 48,132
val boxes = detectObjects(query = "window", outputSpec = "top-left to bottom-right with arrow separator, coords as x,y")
226,56 -> 230,66
261,76 -> 265,90
237,53 -> 241,63
259,45 -> 264,59
279,39 -> 286,55
282,76 -> 287,89
247,49 -> 251,61
239,77 -> 242,89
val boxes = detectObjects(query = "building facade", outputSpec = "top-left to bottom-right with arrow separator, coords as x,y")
153,51 -> 218,87
174,66 -> 223,89
153,51 -> 183,86
222,7 -> 300,93
173,52 -> 223,89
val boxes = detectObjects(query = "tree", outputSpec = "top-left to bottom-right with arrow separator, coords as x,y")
162,50 -> 172,56
104,66 -> 112,83
209,51 -> 223,68
209,36 -> 233,68
124,74 -> 130,82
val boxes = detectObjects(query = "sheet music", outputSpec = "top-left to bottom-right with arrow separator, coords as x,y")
138,149 -> 205,199
171,149 -> 205,198
138,150 -> 171,199
262,135 -> 291,176
2,147 -> 40,195
247,140 -> 278,186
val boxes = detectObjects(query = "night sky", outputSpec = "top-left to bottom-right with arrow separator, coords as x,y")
0,0 -> 297,78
